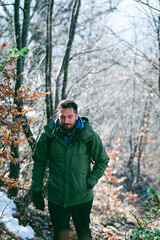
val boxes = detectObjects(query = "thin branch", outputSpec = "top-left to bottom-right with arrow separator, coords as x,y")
0,1 -> 13,18
66,71 -> 92,97
69,41 -> 123,61
133,69 -> 160,98
135,0 -> 160,13
0,2 -> 14,6
130,211 -> 143,229
107,26 -> 158,70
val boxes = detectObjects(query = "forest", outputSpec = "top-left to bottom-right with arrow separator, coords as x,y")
0,0 -> 160,239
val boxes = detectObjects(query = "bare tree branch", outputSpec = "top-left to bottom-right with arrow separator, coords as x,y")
107,26 -> 159,71
133,69 -> 160,97
135,0 -> 160,12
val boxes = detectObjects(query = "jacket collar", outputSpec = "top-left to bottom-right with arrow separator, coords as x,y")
44,116 -> 95,142
54,116 -> 84,143
44,116 -> 84,136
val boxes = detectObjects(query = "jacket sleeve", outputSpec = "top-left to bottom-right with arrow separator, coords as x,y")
32,133 -> 48,193
86,132 -> 109,189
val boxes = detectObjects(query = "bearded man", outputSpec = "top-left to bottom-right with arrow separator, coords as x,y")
32,99 -> 109,240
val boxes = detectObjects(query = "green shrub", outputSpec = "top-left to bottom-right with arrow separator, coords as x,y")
130,187 -> 160,240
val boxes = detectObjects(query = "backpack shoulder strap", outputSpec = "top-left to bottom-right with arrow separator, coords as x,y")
81,117 -> 95,164
81,117 -> 89,124
85,138 -> 95,164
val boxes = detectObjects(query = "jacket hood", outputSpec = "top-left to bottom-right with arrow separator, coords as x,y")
81,123 -> 96,142
44,121 -> 56,137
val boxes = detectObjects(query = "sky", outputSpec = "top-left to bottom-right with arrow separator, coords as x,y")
0,191 -> 34,239
109,0 -> 145,41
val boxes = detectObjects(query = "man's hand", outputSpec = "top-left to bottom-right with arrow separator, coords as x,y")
32,191 -> 45,211
86,182 -> 92,190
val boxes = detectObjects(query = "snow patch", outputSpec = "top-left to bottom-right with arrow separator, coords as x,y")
0,191 -> 34,239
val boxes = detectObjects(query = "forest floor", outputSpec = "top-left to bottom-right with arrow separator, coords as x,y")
0,179 -> 140,240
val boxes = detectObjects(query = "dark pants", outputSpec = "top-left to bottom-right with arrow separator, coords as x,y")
48,200 -> 93,240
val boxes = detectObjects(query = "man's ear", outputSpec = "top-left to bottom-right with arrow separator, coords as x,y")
76,112 -> 79,120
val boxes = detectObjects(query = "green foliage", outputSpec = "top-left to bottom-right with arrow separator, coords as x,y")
130,187 -> 160,240
0,46 -> 29,71
131,228 -> 160,240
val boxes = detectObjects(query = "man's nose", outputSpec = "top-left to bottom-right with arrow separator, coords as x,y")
65,118 -> 69,123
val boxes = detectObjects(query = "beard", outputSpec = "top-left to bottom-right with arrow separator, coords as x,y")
61,123 -> 76,133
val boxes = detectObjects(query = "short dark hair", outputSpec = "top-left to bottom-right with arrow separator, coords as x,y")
58,99 -> 78,113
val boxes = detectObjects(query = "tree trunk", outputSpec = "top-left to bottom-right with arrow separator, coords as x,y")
128,77 -> 136,183
54,0 -> 81,111
158,13 -> 160,93
9,0 -> 32,197
8,0 -> 22,198
45,0 -> 54,124
136,135 -> 143,183
61,0 -> 81,100
22,0 -> 31,49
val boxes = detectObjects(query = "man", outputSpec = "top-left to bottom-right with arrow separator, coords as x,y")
32,100 -> 109,240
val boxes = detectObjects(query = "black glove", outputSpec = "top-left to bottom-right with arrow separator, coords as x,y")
32,191 -> 45,211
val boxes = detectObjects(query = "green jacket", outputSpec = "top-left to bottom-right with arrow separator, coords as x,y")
32,120 -> 109,207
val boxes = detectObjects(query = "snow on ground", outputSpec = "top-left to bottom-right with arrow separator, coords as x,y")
0,191 -> 34,239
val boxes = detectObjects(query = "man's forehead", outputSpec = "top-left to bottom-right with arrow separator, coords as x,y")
58,107 -> 75,115
59,113 -> 74,116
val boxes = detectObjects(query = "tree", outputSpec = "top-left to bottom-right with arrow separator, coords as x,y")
0,45 -> 30,193
45,0 -> 54,124
9,0 -> 34,197
134,0 -> 160,92
55,0 -> 81,112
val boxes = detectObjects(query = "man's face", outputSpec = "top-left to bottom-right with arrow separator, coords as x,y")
58,107 -> 79,131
